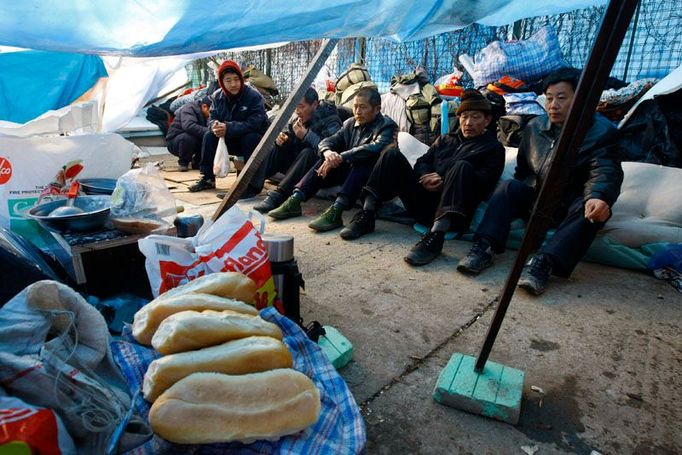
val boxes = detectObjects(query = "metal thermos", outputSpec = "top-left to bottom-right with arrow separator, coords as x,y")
174,214 -> 204,238
263,233 -> 304,322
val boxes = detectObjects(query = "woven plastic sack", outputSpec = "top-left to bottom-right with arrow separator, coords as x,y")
473,26 -> 565,88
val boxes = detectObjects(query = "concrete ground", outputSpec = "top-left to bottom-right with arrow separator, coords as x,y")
157,154 -> 681,455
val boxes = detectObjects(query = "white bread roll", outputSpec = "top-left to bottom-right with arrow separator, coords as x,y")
153,272 -> 257,305
151,310 -> 283,355
143,336 -> 293,402
149,370 -> 321,444
132,293 -> 259,345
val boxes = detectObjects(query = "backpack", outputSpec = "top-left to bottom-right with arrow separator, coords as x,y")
337,81 -> 378,108
497,114 -> 537,147
335,63 -> 371,93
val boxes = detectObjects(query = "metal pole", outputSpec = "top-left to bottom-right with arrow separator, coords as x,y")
474,0 -> 641,373
211,39 -> 339,221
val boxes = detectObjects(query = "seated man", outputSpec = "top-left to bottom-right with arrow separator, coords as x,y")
189,60 -> 268,193
457,67 -> 624,295
268,87 -> 398,232
251,87 -> 343,213
340,90 -> 506,267
165,96 -> 211,171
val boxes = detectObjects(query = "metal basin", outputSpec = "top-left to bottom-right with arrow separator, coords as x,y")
26,195 -> 111,234
79,178 -> 117,195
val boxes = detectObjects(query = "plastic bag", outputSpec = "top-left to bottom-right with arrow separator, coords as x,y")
110,164 -> 176,226
213,137 -> 230,178
139,205 -> 279,310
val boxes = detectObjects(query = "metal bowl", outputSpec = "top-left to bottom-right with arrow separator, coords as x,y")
26,195 -> 112,234
79,178 -> 117,195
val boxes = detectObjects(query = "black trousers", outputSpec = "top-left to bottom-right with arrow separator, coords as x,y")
363,148 -> 487,228
296,158 -> 377,207
250,143 -> 319,197
199,130 -> 262,180
474,179 -> 605,277
167,132 -> 201,166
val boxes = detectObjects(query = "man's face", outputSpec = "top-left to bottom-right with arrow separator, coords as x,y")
353,96 -> 380,126
459,110 -> 492,138
200,104 -> 210,119
544,81 -> 575,126
222,72 -> 242,96
295,99 -> 318,124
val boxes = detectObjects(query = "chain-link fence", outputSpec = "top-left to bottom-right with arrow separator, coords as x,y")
187,1 -> 681,98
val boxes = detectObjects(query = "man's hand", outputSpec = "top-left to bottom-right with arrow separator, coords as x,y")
292,119 -> 308,140
275,132 -> 289,146
419,172 -> 443,192
317,151 -> 343,178
212,121 -> 227,138
584,198 -> 610,223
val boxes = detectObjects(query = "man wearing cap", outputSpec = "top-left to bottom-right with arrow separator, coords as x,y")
189,60 -> 268,193
457,67 -> 624,295
165,96 -> 212,171
340,89 -> 505,267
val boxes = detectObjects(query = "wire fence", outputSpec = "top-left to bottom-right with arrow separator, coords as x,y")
186,1 -> 682,98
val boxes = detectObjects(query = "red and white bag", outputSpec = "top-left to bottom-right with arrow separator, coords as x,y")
138,206 -> 279,310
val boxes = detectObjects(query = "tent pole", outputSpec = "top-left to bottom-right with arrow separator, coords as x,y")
211,39 -> 339,221
474,0 -> 640,374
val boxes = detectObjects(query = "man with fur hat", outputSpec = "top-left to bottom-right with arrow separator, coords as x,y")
189,60 -> 268,193
166,96 -> 212,171
340,89 -> 505,267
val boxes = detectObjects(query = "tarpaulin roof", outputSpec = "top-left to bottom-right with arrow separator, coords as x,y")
0,0 -> 606,57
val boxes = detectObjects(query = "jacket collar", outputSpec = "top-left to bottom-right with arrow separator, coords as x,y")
354,112 -> 383,128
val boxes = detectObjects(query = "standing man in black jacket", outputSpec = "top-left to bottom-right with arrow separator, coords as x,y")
165,96 -> 211,171
457,68 -> 624,295
268,87 -> 398,232
340,90 -> 505,267
189,60 -> 268,193
250,87 -> 342,213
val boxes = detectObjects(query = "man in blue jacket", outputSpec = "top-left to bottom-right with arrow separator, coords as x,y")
189,60 -> 268,193
165,96 -> 211,171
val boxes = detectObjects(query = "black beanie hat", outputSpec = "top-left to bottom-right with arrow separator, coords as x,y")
456,89 -> 492,115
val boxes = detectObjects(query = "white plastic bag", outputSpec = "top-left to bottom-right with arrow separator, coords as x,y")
213,137 -> 230,178
110,164 -> 176,225
139,205 -> 278,309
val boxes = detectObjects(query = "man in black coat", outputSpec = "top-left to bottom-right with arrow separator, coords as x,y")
165,96 -> 211,171
189,60 -> 268,193
340,89 -> 506,267
250,87 -> 343,213
458,67 -> 624,295
268,87 -> 398,233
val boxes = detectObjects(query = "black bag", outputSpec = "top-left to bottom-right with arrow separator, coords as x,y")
497,114 -> 538,147
146,104 -> 173,136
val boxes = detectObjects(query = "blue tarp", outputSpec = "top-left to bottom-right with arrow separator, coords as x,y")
0,50 -> 107,123
0,1 -> 605,57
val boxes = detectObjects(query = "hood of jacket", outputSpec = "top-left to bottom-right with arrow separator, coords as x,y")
217,60 -> 244,98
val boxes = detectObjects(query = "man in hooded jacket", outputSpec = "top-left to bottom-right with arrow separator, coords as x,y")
189,60 -> 268,193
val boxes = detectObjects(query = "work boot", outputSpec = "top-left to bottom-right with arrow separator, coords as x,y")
308,205 -> 344,232
457,240 -> 495,275
404,231 -> 445,266
188,177 -> 215,192
253,191 -> 286,213
177,163 -> 189,172
268,196 -> 302,220
518,254 -> 553,296
340,209 -> 375,240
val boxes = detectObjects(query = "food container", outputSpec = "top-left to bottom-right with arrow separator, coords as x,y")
26,195 -> 111,234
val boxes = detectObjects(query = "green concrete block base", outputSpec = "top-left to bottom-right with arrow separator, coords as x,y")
318,326 -> 353,369
433,353 -> 524,425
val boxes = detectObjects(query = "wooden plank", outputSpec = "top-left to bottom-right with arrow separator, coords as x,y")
211,38 -> 339,221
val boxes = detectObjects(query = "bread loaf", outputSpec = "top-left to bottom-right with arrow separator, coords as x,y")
132,293 -> 259,345
151,310 -> 283,355
149,370 -> 321,444
152,272 -> 257,305
143,336 -> 293,402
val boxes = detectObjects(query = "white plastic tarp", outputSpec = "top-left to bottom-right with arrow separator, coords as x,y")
0,1 -> 606,57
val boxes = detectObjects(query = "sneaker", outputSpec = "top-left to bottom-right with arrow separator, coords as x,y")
268,196 -> 302,220
254,191 -> 285,213
178,163 -> 189,172
188,178 -> 216,192
308,206 -> 344,232
457,240 -> 495,275
404,231 -> 445,266
340,210 -> 375,240
518,255 -> 552,296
